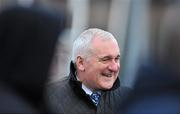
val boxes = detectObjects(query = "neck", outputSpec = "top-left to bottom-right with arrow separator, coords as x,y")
76,75 -> 93,89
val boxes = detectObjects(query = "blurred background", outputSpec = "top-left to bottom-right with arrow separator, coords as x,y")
0,0 -> 180,88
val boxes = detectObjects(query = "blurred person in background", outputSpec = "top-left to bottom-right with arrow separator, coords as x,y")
118,4 -> 180,114
47,28 -> 130,114
0,5 -> 65,113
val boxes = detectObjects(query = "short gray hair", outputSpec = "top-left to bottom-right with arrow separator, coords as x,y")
71,28 -> 117,62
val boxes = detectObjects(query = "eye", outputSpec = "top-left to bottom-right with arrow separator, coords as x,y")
115,56 -> 120,62
101,57 -> 110,61
99,57 -> 111,63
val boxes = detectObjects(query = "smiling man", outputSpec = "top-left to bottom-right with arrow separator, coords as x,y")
47,28 -> 130,114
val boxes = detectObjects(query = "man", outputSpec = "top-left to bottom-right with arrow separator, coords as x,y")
47,28 -> 130,114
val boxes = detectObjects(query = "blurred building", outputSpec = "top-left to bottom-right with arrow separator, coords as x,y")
0,0 -> 180,86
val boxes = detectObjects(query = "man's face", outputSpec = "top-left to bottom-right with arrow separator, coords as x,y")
80,36 -> 120,90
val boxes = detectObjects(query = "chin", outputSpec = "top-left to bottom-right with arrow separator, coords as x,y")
101,83 -> 113,90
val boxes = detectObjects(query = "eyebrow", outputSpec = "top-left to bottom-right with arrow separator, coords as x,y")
98,54 -> 120,59
116,54 -> 120,58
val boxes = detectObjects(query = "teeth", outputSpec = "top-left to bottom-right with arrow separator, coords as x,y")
106,74 -> 112,77
102,73 -> 112,77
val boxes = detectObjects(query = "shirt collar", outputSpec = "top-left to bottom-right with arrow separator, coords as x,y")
76,74 -> 93,95
82,83 -> 93,95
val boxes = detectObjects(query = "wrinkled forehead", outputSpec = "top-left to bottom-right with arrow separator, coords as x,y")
90,37 -> 120,56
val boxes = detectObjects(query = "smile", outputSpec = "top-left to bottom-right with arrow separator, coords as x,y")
102,73 -> 113,77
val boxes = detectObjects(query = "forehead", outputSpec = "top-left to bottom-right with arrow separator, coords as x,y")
91,36 -> 120,57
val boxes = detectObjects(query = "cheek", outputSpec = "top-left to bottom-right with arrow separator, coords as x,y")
85,66 -> 100,80
88,63 -> 102,73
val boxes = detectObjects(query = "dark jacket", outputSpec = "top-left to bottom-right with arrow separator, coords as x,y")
47,62 -> 130,114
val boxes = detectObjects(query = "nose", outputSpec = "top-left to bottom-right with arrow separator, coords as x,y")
108,60 -> 120,72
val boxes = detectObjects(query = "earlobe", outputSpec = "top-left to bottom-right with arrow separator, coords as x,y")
76,56 -> 85,71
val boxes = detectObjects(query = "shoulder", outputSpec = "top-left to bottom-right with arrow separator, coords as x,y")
46,76 -> 70,94
46,76 -> 71,101
46,76 -> 72,111
48,76 -> 69,86
115,85 -> 132,95
107,85 -> 132,100
46,77 -> 83,113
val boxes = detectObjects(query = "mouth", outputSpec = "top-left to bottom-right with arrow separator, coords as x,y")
101,72 -> 113,77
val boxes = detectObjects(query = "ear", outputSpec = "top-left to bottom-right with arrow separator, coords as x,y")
76,56 -> 85,71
